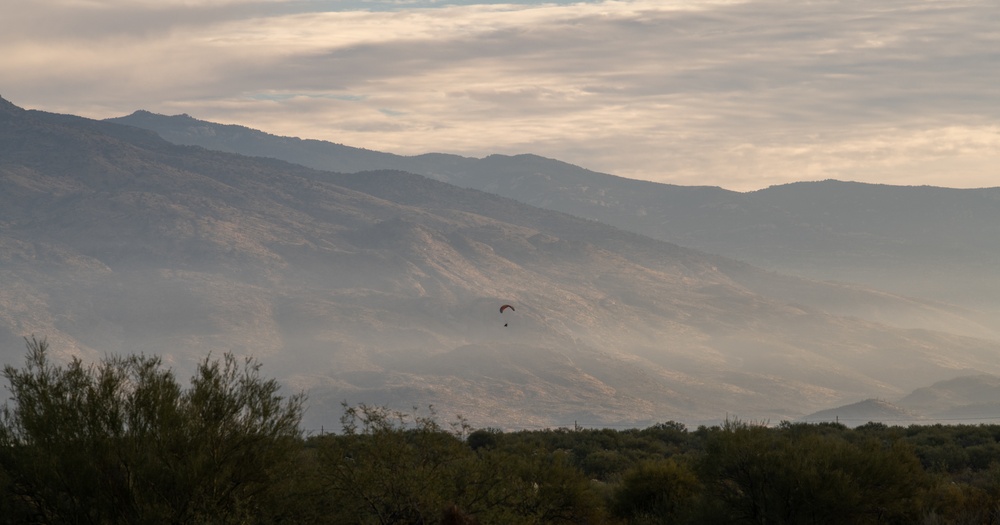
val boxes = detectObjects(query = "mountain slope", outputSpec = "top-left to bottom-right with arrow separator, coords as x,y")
108,111 -> 1000,322
2,98 -> 999,429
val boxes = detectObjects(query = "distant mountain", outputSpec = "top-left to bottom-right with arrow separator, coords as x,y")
898,375 -> 1000,418
802,374 -> 1000,426
107,110 -> 420,175
108,111 -> 1000,323
2,97 -> 999,430
798,398 -> 923,427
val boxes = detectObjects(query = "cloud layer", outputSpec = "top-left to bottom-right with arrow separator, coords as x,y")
4,0 -> 998,190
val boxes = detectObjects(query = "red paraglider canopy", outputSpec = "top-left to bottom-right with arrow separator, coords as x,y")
499,304 -> 514,313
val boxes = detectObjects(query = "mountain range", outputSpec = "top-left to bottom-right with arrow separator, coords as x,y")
109,110 -> 1000,320
2,96 -> 999,430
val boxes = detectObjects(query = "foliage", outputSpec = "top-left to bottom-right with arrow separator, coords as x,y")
7,338 -> 1000,523
0,337 -> 305,524
611,458 -> 700,524
697,419 -> 930,524
310,403 -> 605,524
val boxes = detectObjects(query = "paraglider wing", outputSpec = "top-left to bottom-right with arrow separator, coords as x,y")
499,304 -> 514,313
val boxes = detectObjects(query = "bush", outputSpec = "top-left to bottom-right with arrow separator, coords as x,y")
611,458 -> 700,524
0,337 -> 305,524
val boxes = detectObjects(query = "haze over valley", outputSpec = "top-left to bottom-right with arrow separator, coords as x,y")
3,97 -> 1000,430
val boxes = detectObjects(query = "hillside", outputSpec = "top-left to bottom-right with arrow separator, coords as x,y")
3,97 -> 1000,429
108,111 -> 1000,322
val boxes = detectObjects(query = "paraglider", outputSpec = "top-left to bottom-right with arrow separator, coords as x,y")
500,304 -> 514,327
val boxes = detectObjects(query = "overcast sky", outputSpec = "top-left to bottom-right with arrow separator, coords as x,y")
3,0 -> 998,191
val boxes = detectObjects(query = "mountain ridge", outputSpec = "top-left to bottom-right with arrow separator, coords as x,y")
2,97 -> 999,429
107,109 -> 1000,321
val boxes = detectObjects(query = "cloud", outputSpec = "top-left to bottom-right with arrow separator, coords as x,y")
3,0 -> 999,190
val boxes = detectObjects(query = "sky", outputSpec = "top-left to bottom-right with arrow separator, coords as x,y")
3,0 -> 999,191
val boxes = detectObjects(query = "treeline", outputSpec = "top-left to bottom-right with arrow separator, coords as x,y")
3,340 -> 1000,524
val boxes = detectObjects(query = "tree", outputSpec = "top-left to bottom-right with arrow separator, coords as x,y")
313,403 -> 477,524
611,458 -> 701,524
312,403 -> 608,524
0,336 -> 306,524
697,419 -> 931,524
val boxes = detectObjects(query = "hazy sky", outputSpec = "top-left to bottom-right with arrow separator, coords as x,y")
4,0 -> 999,191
